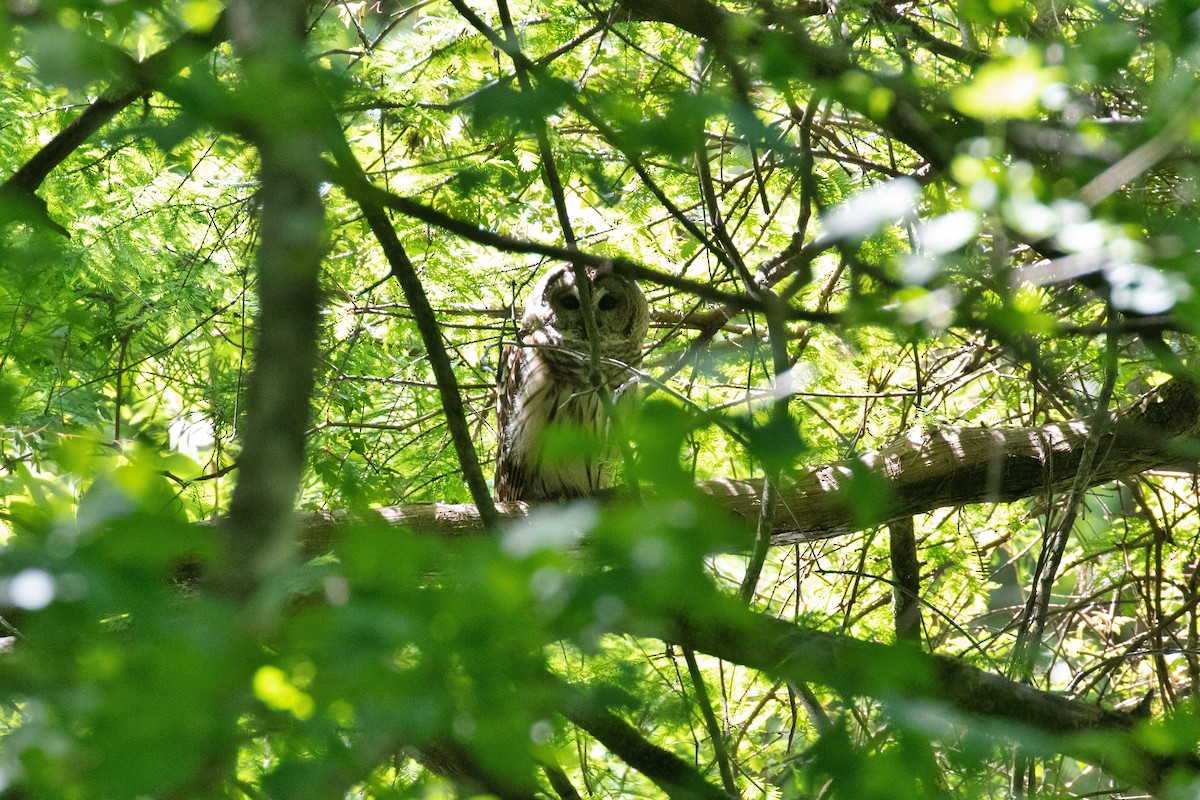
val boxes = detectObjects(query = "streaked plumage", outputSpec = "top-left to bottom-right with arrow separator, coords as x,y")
494,265 -> 649,501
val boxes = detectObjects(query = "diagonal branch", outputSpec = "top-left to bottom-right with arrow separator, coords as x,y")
331,143 -> 500,528
610,0 -> 967,168
655,603 -> 1195,789
0,13 -> 228,233
311,378 -> 1200,547
559,680 -> 731,800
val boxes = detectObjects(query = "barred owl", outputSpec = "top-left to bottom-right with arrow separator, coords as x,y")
494,264 -> 650,502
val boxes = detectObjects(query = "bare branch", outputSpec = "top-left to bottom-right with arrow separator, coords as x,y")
309,379 -> 1200,547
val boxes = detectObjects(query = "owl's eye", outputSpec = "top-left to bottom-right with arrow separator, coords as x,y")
598,294 -> 620,311
559,294 -> 581,310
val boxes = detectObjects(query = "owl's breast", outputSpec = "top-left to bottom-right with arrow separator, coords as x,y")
505,355 -> 612,501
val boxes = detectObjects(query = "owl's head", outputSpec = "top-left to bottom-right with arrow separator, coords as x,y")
521,264 -> 649,359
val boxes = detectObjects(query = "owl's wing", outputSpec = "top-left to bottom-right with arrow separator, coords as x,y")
493,340 -> 530,502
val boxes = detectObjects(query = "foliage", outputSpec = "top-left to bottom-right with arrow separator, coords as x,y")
2,0 -> 1200,797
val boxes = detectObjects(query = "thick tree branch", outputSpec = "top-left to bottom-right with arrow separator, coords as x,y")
888,516 -> 922,642
555,581 -> 1188,796
310,378 -> 1200,547
655,603 -> 1194,789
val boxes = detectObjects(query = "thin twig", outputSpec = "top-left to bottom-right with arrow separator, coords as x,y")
682,647 -> 740,797
1013,306 -> 1121,677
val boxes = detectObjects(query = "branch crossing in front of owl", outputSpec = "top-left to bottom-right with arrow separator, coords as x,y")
494,264 -> 649,502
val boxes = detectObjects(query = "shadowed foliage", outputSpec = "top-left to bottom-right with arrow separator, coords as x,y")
2,1 -> 1200,798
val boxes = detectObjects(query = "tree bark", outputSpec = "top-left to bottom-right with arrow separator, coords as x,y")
307,378 -> 1200,548
657,604 -> 1196,790
221,0 -> 327,597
